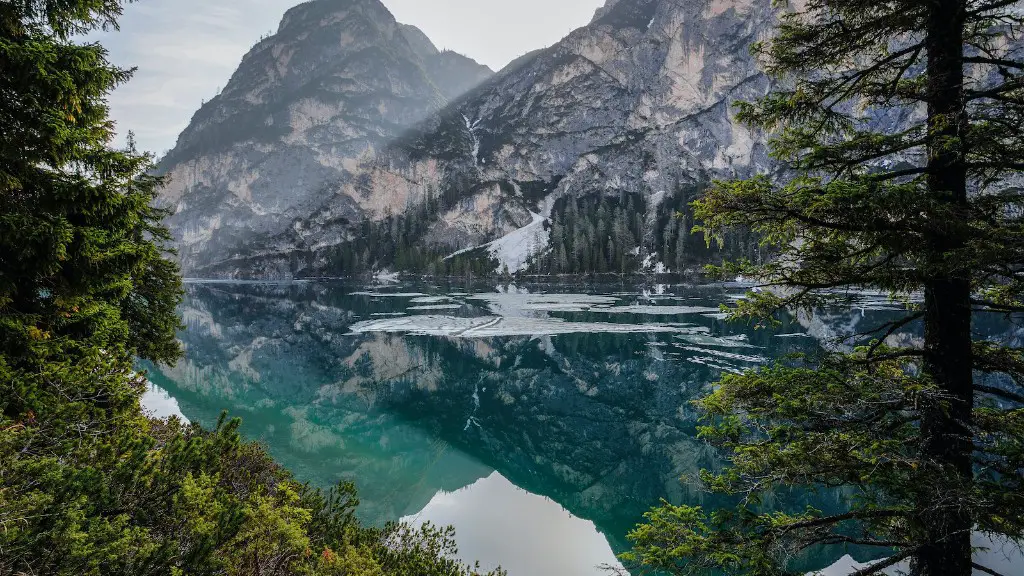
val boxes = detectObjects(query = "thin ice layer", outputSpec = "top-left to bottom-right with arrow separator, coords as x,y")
349,315 -> 691,338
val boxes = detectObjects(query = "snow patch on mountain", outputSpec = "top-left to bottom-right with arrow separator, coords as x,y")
446,211 -> 549,273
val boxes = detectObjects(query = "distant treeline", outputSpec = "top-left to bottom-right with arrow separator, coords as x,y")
318,185 -> 760,278
530,189 -> 760,275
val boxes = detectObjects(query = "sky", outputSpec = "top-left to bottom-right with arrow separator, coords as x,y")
94,0 -> 606,155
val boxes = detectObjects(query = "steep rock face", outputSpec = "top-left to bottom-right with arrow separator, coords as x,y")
156,0 -> 492,276
274,0 -> 776,277
164,0 -> 777,278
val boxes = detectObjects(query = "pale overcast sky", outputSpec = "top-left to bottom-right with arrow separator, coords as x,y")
94,0 -> 606,155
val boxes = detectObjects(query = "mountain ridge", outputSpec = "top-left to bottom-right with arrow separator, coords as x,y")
159,0 -> 774,279
156,0 -> 493,276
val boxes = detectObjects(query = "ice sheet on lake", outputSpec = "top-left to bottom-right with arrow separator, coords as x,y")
836,288 -> 920,311
685,356 -> 746,375
678,346 -> 769,364
590,304 -> 722,315
408,304 -> 464,311
410,296 -> 455,304
349,291 -> 427,298
677,334 -> 760,348
467,293 -> 620,314
349,315 -> 692,338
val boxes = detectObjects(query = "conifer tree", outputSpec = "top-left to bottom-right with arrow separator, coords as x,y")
626,1 -> 1024,575
1,0 -> 183,416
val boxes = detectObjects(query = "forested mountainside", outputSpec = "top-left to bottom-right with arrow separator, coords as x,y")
159,0 -> 773,278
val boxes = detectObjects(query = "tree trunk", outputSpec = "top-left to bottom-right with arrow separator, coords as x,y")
917,1 -> 974,575
918,279 -> 974,576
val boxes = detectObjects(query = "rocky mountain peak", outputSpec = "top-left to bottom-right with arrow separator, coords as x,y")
156,0 -> 492,277
158,0 -> 778,279
590,0 -> 623,22
397,23 -> 440,57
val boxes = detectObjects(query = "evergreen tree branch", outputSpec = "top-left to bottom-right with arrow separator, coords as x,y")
848,548 -> 919,575
975,385 -> 1024,404
858,312 -> 925,358
776,509 -> 907,533
967,0 -> 1024,17
964,56 -> 1024,69
972,562 -> 1009,576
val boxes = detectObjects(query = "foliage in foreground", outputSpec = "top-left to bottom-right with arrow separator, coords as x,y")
0,1 -> 499,574
625,0 -> 1024,575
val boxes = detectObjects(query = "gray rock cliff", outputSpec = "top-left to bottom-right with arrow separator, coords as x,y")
156,0 -> 492,276
160,0 -> 777,278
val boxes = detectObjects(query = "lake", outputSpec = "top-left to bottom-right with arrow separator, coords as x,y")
140,279 -> 955,575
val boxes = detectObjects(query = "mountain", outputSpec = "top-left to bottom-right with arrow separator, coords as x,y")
160,0 -> 774,278
156,0 -> 493,276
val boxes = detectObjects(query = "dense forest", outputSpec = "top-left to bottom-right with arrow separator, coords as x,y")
531,190 -> 761,275
322,186 -> 501,277
318,186 -> 760,278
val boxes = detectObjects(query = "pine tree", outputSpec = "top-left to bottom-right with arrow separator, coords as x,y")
626,1 -> 1024,575
0,0 -> 183,406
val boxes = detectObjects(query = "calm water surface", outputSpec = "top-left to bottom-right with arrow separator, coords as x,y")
143,280 -> 928,575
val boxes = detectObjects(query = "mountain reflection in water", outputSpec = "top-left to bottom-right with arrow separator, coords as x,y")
143,280 -> 962,575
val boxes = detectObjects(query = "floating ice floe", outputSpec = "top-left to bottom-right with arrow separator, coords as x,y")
677,346 -> 769,364
349,291 -> 428,298
408,304 -> 464,311
685,356 -> 746,375
828,288 -> 921,311
590,304 -> 722,315
349,315 -> 693,338
410,296 -> 455,304
676,334 -> 761,349
467,293 -> 620,314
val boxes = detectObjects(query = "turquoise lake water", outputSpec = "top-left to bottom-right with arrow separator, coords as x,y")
144,279 -> 974,575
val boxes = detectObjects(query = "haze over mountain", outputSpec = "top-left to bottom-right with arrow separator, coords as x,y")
98,0 -> 605,154
157,0 -> 772,278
